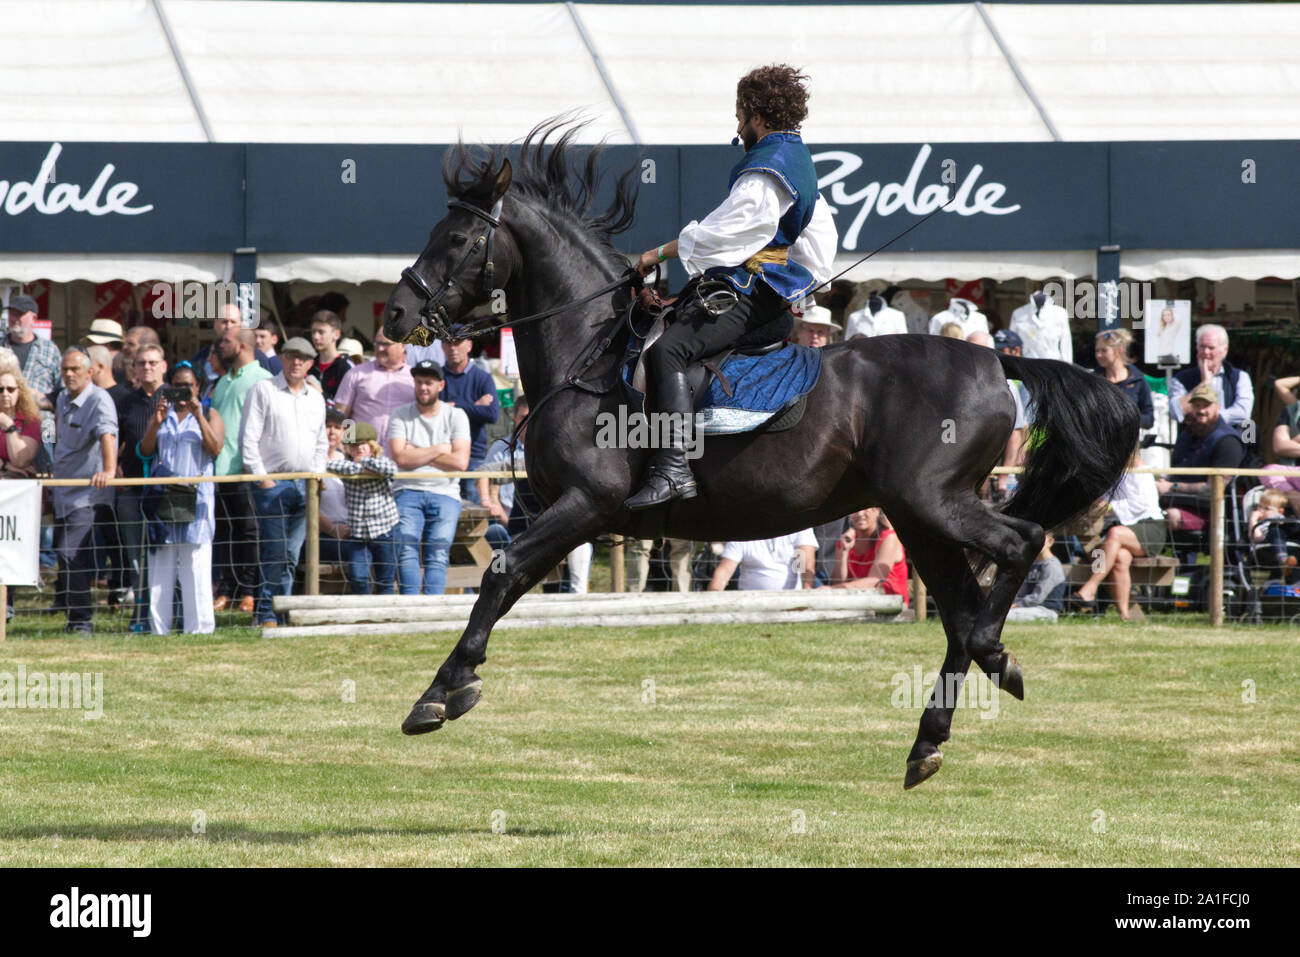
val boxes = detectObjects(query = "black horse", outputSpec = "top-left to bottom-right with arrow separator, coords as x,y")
383,125 -> 1139,788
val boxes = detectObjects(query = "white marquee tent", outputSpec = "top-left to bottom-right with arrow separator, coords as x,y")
3,1 -> 1300,284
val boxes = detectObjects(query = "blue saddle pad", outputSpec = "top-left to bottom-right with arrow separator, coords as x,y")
695,343 -> 821,434
705,343 -> 821,411
621,339 -> 821,436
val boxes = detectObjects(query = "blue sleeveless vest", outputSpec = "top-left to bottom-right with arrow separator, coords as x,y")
707,131 -> 820,303
1174,361 -> 1243,414
1172,415 -> 1245,483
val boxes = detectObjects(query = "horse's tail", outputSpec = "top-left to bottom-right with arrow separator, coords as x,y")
995,353 -> 1140,533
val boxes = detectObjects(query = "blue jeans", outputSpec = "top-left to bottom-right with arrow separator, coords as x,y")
347,527 -> 398,595
395,489 -> 461,595
460,453 -> 484,505
485,522 -> 510,549
252,479 -> 307,624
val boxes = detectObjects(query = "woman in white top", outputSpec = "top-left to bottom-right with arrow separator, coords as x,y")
139,363 -> 225,634
1072,447 -> 1167,621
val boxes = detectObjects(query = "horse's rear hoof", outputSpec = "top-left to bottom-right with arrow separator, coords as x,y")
402,700 -> 446,735
445,678 -> 483,721
1001,654 -> 1025,700
904,752 -> 942,789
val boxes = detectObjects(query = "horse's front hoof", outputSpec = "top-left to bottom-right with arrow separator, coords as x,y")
904,752 -> 943,790
445,677 -> 483,721
402,699 -> 446,735
1000,654 -> 1025,700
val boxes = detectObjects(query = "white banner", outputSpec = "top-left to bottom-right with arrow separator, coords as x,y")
499,327 -> 519,377
0,481 -> 41,586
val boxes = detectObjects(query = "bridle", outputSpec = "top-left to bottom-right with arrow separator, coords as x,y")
399,195 -> 642,345
399,197 -> 504,345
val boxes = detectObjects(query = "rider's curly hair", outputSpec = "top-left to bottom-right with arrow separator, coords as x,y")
736,64 -> 810,132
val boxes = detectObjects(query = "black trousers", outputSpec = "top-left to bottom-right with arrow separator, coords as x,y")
646,280 -> 791,393
214,481 -> 260,598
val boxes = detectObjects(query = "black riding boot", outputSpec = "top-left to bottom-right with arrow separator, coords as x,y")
624,371 -> 699,511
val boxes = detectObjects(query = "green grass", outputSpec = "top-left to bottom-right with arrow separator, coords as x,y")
1,617 -> 1296,866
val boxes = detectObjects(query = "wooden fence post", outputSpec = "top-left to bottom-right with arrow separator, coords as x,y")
1209,474 -> 1224,626
305,477 -> 320,597
610,538 -> 625,593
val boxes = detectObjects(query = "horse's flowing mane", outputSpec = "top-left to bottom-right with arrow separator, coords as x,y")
442,118 -> 639,254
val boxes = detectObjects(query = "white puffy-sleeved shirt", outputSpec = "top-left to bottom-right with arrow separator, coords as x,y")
676,171 -> 837,289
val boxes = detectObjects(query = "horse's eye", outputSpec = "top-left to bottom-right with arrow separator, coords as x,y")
449,233 -> 468,247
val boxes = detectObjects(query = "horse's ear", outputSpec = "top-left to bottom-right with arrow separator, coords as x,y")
491,158 -> 513,204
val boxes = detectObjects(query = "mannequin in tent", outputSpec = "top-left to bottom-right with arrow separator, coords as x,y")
1010,289 -> 1073,363
845,292 -> 908,339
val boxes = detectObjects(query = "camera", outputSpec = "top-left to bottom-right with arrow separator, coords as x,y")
161,385 -> 193,405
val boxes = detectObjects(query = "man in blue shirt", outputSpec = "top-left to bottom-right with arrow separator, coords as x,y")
52,347 -> 119,634
439,337 -> 499,504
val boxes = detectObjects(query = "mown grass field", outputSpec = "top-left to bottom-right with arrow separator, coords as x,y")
1,616 -> 1296,866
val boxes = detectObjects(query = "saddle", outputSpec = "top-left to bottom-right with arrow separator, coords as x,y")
629,286 -> 791,402
621,286 -> 813,435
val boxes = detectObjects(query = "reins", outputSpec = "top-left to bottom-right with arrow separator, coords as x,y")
401,196 -> 645,343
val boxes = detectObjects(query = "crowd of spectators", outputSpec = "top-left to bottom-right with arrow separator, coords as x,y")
1,278 -> 1295,630
0,292 -> 516,633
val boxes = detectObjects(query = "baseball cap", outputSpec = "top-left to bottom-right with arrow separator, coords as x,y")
337,338 -> 363,358
410,359 -> 443,379
992,329 -> 1023,351
280,336 -> 317,359
342,421 -> 379,444
3,294 -> 38,316
1187,383 -> 1218,405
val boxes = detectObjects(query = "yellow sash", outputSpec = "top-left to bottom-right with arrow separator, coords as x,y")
743,246 -> 790,274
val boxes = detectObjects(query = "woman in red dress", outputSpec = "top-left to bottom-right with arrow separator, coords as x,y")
825,507 -> 909,605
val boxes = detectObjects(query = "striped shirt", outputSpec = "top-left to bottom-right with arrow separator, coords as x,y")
9,334 -> 60,443
326,455 -> 400,539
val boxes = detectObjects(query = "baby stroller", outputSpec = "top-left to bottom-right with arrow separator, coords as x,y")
1162,476 -> 1260,619
1236,483 -> 1300,622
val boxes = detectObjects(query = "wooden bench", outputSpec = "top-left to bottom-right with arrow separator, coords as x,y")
446,504 -> 496,592
1065,555 -> 1180,588
1062,512 -> 1181,588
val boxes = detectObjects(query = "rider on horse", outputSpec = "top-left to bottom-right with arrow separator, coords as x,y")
624,64 -> 839,511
